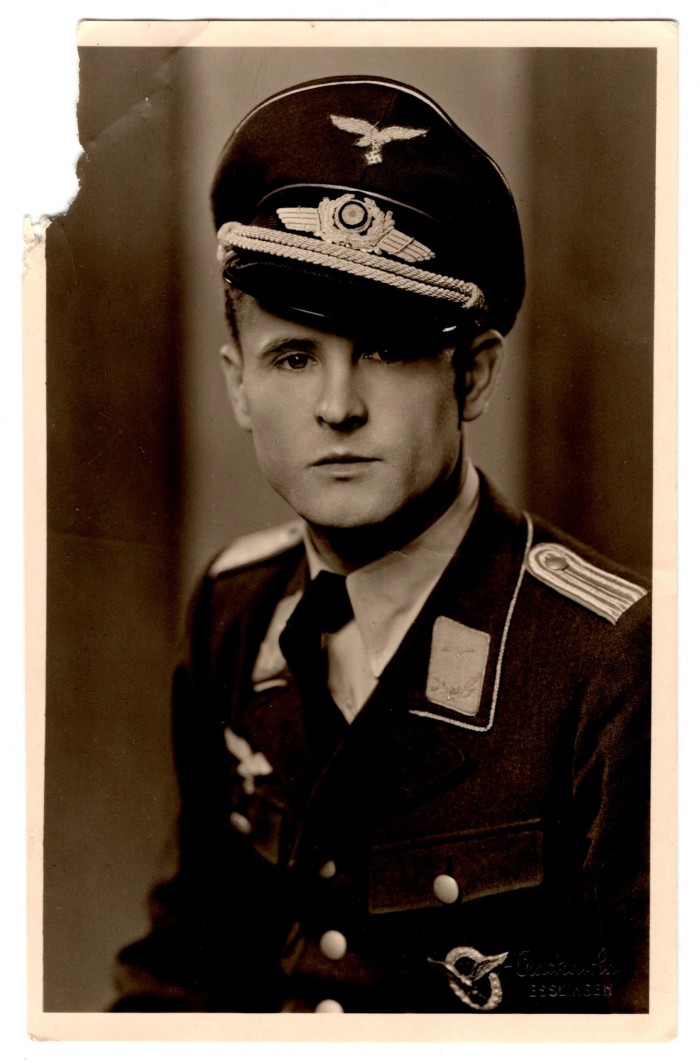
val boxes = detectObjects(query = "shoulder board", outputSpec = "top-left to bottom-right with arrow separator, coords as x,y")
526,542 -> 647,624
209,519 -> 305,577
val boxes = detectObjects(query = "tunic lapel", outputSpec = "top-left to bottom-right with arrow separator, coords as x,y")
225,480 -> 530,863
294,481 -> 531,852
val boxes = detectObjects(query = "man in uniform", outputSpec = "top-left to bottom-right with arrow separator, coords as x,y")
113,76 -> 650,1014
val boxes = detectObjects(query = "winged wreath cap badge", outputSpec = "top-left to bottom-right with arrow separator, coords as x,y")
330,113 -> 428,165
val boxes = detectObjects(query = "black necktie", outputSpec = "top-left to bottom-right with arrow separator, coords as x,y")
279,572 -> 354,761
279,572 -> 353,684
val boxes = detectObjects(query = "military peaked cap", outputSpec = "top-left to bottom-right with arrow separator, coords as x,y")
212,75 -> 525,336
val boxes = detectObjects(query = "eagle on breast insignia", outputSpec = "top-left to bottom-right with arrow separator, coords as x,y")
330,113 -> 428,164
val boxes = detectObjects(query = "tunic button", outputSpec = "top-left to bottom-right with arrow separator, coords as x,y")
319,930 -> 347,961
229,811 -> 252,835
433,874 -> 460,904
319,860 -> 337,879
315,999 -> 344,1013
546,553 -> 569,571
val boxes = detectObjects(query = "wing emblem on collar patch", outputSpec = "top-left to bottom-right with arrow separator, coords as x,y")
425,616 -> 490,717
526,542 -> 647,624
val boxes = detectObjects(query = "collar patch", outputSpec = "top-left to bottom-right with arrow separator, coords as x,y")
425,616 -> 490,718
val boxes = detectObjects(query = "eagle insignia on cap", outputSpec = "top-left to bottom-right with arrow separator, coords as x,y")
277,193 -> 435,263
330,113 -> 428,165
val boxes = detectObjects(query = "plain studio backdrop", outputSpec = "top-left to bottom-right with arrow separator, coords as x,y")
44,45 -> 655,1011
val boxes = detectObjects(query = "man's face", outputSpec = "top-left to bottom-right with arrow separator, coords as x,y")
226,295 -> 466,533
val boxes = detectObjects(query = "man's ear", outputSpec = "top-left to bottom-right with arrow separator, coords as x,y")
458,329 -> 505,422
220,342 -> 253,431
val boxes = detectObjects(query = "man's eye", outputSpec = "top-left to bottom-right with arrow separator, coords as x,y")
276,353 -> 311,370
361,348 -> 404,364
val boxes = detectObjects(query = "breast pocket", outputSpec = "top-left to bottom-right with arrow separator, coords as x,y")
368,819 -> 544,915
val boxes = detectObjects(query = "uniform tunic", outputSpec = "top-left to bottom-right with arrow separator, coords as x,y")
301,459 -> 480,721
113,475 -> 650,1014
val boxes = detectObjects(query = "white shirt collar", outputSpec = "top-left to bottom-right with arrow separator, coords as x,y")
303,458 -> 480,679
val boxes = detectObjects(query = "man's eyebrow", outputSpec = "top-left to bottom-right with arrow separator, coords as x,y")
255,336 -> 319,360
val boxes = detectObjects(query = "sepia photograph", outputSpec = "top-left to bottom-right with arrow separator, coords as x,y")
28,18 -> 676,1041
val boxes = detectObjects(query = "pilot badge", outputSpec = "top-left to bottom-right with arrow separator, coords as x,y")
429,945 -> 509,1011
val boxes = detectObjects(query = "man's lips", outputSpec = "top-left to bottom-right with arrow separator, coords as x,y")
312,453 -> 379,466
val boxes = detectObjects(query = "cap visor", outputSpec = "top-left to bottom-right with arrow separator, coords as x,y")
224,255 -> 468,341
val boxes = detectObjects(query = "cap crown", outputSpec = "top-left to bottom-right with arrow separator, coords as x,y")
213,76 -> 525,334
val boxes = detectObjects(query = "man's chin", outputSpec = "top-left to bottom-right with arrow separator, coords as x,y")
282,482 -> 396,532
301,509 -> 391,533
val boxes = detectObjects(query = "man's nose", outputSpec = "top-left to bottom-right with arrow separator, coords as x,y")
315,359 -> 368,430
